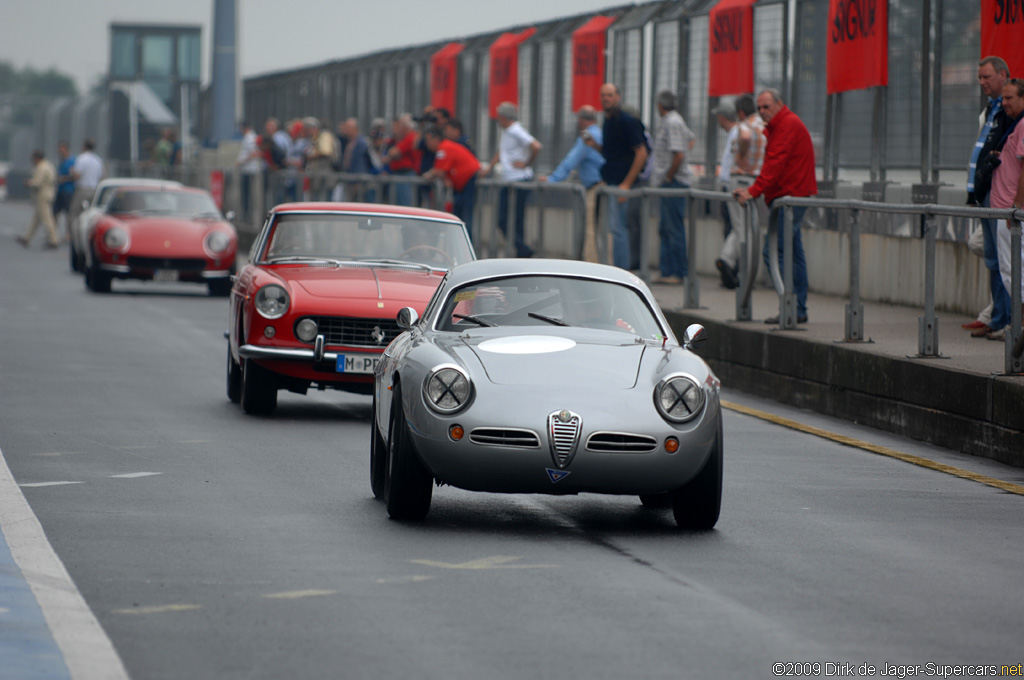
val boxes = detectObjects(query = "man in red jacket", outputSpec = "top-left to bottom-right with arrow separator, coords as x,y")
734,88 -> 818,323
423,126 -> 481,242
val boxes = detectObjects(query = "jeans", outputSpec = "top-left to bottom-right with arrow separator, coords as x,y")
764,204 -> 808,317
607,194 -> 631,270
453,176 -> 477,245
498,184 -> 532,257
982,196 -> 1011,330
392,169 -> 415,206
658,180 -> 688,278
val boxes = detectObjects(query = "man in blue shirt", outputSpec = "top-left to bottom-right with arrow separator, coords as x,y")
542,105 -> 605,261
595,83 -> 648,271
53,141 -> 75,242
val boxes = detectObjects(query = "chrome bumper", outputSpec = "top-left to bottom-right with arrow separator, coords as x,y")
238,344 -> 330,362
98,264 -> 231,279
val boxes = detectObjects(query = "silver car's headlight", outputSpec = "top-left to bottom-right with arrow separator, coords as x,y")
423,365 -> 471,414
654,374 -> 705,423
103,228 -> 129,251
254,284 -> 289,319
204,231 -> 231,255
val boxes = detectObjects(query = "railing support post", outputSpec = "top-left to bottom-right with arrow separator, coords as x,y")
844,208 -> 866,342
1005,218 -> 1023,374
917,213 -> 940,357
684,190 -> 700,309
780,206 -> 798,329
735,201 -> 753,321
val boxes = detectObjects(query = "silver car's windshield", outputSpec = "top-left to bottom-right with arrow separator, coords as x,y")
262,214 -> 473,269
436,275 -> 664,338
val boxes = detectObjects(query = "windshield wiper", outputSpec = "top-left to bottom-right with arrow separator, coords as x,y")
191,211 -> 222,220
453,313 -> 497,327
528,312 -> 571,327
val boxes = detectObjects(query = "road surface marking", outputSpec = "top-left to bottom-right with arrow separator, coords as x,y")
110,472 -> 162,479
411,555 -> 560,570
111,604 -> 201,615
0,446 -> 131,680
721,400 -> 1024,496
263,589 -> 337,600
375,575 -> 435,584
18,481 -> 84,488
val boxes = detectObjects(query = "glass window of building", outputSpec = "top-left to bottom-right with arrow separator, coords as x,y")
177,33 -> 201,80
141,35 -> 174,76
111,31 -> 136,78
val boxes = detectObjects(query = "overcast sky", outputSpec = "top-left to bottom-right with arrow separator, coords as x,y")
1,0 -> 620,93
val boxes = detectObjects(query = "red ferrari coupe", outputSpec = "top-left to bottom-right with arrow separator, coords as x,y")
227,202 -> 476,415
83,186 -> 238,296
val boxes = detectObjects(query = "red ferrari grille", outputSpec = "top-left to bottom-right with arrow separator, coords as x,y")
304,316 -> 402,348
127,256 -> 207,271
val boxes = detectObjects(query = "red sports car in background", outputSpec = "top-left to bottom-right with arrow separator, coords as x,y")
83,186 -> 237,296
227,202 -> 476,415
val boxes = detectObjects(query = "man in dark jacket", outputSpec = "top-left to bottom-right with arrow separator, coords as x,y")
734,88 -> 817,323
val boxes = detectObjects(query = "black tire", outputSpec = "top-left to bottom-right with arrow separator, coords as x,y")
85,259 -> 112,293
639,493 -> 673,509
671,418 -> 723,530
208,279 -> 232,297
226,344 -> 242,403
240,358 -> 277,415
370,391 -> 387,499
384,384 -> 432,520
69,242 -> 79,273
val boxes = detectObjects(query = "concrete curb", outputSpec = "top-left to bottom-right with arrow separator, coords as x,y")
663,311 -> 1024,468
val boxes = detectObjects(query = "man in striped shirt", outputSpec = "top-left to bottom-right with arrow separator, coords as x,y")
716,94 -> 766,289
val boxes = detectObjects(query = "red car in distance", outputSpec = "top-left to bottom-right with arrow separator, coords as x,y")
83,186 -> 238,295
227,202 -> 476,415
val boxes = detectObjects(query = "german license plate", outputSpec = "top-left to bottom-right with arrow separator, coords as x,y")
336,354 -> 379,374
153,269 -> 179,282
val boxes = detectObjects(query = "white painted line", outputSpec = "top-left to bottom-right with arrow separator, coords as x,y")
19,481 -> 85,488
109,472 -> 162,479
0,445 -> 130,680
263,589 -> 338,600
374,575 -> 434,584
111,604 -> 201,615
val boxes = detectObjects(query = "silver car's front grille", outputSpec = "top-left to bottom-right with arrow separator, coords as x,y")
469,428 -> 540,448
302,316 -> 401,348
586,432 -> 658,453
548,411 -> 582,468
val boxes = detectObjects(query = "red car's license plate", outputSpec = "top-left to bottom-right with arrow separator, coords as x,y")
336,354 -> 379,374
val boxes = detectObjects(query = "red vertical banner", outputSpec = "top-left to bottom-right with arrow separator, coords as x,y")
488,28 -> 536,118
826,0 -> 889,94
430,42 -> 464,114
708,0 -> 756,98
571,15 -> 618,111
209,170 -> 224,211
981,0 -> 1024,78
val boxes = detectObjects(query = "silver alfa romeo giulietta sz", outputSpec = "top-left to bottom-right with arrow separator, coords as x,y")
371,258 -> 723,529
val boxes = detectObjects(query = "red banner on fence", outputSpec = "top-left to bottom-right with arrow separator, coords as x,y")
571,15 -> 617,111
708,0 -> 756,98
430,42 -> 464,114
981,0 -> 1024,78
826,0 -> 889,94
488,28 -> 536,118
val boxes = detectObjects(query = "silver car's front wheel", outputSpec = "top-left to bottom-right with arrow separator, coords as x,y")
671,418 -> 723,530
384,383 -> 432,520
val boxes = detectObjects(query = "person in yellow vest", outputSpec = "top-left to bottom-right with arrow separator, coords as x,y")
17,150 -> 59,249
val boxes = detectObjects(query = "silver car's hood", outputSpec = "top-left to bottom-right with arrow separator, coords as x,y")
459,331 -> 646,388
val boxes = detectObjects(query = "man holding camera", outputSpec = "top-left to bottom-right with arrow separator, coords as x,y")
541,105 -> 605,262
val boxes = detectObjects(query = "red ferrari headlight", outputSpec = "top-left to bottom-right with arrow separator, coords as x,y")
103,228 -> 129,251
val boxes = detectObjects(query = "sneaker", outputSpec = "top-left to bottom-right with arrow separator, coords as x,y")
764,314 -> 808,324
653,275 -> 683,284
961,319 -> 987,330
16,235 -> 29,248
970,325 -> 994,338
715,258 -> 739,289
985,328 -> 1006,341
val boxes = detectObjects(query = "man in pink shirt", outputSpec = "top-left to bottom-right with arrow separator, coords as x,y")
987,78 -> 1024,341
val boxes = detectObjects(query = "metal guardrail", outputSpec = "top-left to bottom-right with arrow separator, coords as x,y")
112,163 -> 1024,374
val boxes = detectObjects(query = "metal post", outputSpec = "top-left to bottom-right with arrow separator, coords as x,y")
735,201 -> 752,321
823,94 -> 834,181
831,93 -> 843,182
917,213 -> 940,357
536,182 -> 546,259
1006,218 -> 1023,374
505,184 -> 515,258
781,206 -> 797,329
844,208 -> 866,342
684,192 -> 700,309
599,189 -> 611,265
639,189 -> 652,285
574,186 -> 587,261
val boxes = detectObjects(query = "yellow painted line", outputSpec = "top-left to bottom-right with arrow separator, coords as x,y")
263,589 -> 337,600
721,400 -> 1024,496
410,555 -> 560,570
111,604 -> 201,615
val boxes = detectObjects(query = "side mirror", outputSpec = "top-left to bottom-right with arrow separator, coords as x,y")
225,210 -> 236,222
81,199 -> 90,210
682,323 -> 707,349
396,307 -> 419,331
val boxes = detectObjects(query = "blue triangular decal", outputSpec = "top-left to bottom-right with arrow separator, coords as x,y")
546,468 -> 571,483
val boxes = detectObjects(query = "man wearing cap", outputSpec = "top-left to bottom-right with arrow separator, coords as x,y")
423,125 -> 481,241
